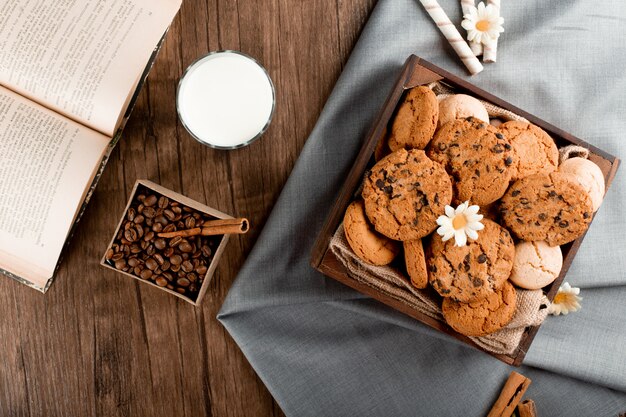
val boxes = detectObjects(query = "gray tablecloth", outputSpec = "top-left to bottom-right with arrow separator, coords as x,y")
218,0 -> 626,415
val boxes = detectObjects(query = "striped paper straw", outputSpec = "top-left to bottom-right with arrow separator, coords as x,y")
420,0 -> 484,75
484,0 -> 501,62
460,0 -> 483,56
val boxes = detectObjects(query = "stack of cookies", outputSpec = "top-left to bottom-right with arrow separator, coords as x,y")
343,86 -> 605,337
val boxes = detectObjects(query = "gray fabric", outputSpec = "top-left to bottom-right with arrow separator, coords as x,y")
218,0 -> 626,415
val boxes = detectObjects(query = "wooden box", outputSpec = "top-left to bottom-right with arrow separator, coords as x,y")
101,180 -> 231,306
310,55 -> 620,366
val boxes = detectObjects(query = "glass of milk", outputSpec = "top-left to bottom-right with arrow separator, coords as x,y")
176,51 -> 275,149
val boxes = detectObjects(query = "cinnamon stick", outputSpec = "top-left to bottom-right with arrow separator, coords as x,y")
487,371 -> 532,417
157,218 -> 249,238
516,399 -> 537,417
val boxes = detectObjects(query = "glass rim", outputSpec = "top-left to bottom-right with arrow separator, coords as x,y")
176,50 -> 276,150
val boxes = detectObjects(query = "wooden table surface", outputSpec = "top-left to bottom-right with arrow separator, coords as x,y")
0,0 -> 376,416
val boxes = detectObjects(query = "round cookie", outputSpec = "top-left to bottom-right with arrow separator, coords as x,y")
427,117 -> 516,206
442,280 -> 517,337
343,200 -> 400,265
427,219 -> 515,302
499,121 -> 558,180
362,149 -> 452,241
388,86 -> 439,151
559,157 -> 605,212
500,172 -> 593,246
404,239 -> 428,289
437,94 -> 489,128
510,241 -> 563,290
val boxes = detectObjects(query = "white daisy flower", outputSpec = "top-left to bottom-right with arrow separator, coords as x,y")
436,201 -> 484,247
461,2 -> 504,46
548,282 -> 582,316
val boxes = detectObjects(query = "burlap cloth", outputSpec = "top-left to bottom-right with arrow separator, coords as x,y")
330,226 -> 549,355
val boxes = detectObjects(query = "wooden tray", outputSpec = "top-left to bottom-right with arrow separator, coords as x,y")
310,55 -> 620,366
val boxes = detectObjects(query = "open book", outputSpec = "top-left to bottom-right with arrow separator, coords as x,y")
0,0 -> 182,291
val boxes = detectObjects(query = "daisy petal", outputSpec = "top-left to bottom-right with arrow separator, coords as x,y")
445,206 -> 455,218
468,221 -> 484,231
465,205 -> 480,215
466,228 -> 479,240
454,230 -> 467,247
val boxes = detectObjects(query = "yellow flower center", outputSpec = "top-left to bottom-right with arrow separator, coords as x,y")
553,293 -> 568,304
476,20 -> 491,32
452,214 -> 467,230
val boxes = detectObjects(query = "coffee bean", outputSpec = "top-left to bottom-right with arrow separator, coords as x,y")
163,272 -> 174,281
144,231 -> 155,241
137,194 -> 146,202
114,259 -> 127,270
184,217 -> 196,229
175,288 -> 186,294
124,228 -> 138,242
130,244 -> 142,254
144,195 -> 157,207
163,247 -> 175,258
154,253 -> 165,265
161,261 -> 171,271
146,245 -> 156,256
169,254 -> 183,265
169,236 -> 183,247
134,266 -> 143,275
181,261 -> 194,273
154,215 -> 168,225
145,258 -> 158,270
201,245 -> 212,258
112,252 -> 124,261
195,265 -> 208,276
179,241 -> 193,253
187,272 -> 198,282
155,277 -> 168,287
164,209 -> 176,221
128,258 -> 140,267
140,269 -> 153,280
105,248 -> 114,260
177,278 -> 190,287
162,224 -> 176,234
154,238 -> 167,250
158,196 -> 169,208
127,208 -> 136,221
142,207 -> 157,218
170,264 -> 181,272
152,223 -> 163,233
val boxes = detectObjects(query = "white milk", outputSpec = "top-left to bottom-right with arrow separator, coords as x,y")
177,51 -> 275,149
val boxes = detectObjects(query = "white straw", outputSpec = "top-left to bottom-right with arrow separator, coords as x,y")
460,0 -> 483,56
420,0 -> 484,75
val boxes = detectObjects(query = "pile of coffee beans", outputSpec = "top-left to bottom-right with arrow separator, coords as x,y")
105,186 -> 222,301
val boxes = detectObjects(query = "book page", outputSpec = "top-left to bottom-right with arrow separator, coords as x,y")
0,0 -> 181,137
0,86 -> 109,288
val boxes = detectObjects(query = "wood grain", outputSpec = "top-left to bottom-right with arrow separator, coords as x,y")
0,0 -> 377,416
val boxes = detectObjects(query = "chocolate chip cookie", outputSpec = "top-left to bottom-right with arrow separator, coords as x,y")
404,239 -> 428,289
426,117 -> 515,206
442,280 -> 517,337
427,218 -> 515,302
362,149 -> 452,241
500,172 -> 593,246
388,86 -> 439,151
343,200 -> 401,265
499,121 -> 558,180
